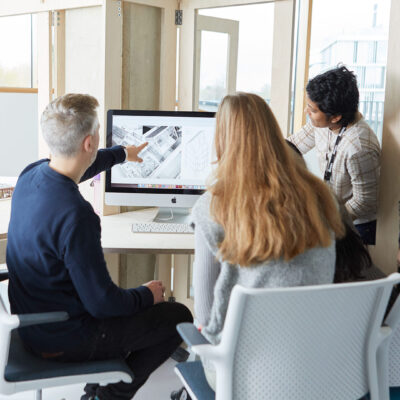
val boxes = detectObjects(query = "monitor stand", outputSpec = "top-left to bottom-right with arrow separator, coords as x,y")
153,207 -> 191,224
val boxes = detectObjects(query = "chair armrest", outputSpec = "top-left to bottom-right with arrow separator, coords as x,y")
0,270 -> 9,281
18,311 -> 69,328
177,322 -> 210,348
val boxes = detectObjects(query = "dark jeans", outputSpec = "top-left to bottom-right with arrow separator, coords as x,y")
355,220 -> 377,245
54,302 -> 192,400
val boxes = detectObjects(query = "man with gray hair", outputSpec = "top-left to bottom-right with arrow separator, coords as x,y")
6,93 -> 192,400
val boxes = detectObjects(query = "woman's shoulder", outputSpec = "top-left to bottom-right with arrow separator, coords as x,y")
191,192 -> 224,255
343,118 -> 380,153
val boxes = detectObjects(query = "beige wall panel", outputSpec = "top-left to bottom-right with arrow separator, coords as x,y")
173,254 -> 194,313
65,6 -> 103,204
159,6 -> 177,110
102,0 -> 123,216
122,3 -> 161,110
155,254 -> 172,299
65,7 -> 103,102
54,10 -> 66,98
0,239 -> 6,264
178,5 -> 196,110
104,253 -> 120,285
370,0 -> 400,274
120,253 -> 156,289
0,0 -> 102,17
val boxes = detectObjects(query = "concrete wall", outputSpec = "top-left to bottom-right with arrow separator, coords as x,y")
122,2 -> 161,110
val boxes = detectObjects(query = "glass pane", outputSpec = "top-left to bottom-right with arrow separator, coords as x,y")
32,14 -> 38,88
307,0 -> 391,139
0,14 -> 33,87
198,31 -> 228,111
199,3 -> 274,108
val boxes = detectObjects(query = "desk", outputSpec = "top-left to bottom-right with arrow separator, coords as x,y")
0,199 -> 11,263
100,208 -> 194,309
0,199 -> 11,240
100,208 -> 194,254
1,203 -> 195,253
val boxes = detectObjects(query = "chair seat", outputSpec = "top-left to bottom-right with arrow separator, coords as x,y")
5,331 -> 133,383
391,387 -> 400,400
175,361 -> 215,400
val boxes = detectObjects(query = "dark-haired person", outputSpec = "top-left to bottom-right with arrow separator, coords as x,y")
288,66 -> 381,245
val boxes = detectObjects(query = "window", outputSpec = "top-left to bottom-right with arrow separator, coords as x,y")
0,14 -> 37,88
306,0 -> 390,139
196,3 -> 275,111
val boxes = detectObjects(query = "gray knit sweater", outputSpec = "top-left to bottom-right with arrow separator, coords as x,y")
191,192 -> 336,345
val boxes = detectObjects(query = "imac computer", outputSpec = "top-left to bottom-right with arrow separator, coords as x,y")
105,110 -> 216,226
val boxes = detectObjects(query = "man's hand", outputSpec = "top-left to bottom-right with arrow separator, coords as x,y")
126,142 -> 148,163
143,280 -> 166,304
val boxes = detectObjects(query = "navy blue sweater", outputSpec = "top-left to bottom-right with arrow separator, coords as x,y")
7,146 -> 153,352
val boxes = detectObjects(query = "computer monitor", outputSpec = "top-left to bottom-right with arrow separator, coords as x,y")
105,110 -> 216,222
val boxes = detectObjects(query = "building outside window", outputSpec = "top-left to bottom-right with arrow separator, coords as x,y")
308,0 -> 390,139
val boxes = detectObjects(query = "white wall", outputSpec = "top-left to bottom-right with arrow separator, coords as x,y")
0,92 -> 38,177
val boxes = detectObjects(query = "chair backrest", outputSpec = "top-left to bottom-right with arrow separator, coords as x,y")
383,291 -> 400,387
214,274 -> 400,400
388,325 -> 400,387
0,281 -> 19,395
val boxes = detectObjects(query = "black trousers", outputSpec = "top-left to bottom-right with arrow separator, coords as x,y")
55,302 -> 193,400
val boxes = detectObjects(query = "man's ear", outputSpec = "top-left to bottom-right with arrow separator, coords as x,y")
82,135 -> 93,153
331,115 -> 342,124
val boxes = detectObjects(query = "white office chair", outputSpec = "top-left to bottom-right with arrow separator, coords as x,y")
375,288 -> 400,400
175,274 -> 400,400
0,271 -> 133,400
388,323 -> 400,400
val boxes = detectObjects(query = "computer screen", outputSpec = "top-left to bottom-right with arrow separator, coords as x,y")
105,110 -> 216,211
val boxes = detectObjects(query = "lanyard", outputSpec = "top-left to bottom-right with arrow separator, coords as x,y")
324,126 -> 346,182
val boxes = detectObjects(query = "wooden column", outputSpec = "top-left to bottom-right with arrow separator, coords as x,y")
37,11 -> 52,159
370,0 -> 400,274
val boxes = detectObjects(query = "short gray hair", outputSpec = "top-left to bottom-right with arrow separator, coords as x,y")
41,93 -> 100,157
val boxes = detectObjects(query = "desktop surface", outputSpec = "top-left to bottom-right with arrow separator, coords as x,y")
0,199 -> 11,239
100,208 -> 195,254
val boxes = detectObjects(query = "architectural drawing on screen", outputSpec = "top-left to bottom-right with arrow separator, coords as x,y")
112,124 -> 183,179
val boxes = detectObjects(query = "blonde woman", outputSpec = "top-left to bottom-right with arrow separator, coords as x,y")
175,93 -> 345,395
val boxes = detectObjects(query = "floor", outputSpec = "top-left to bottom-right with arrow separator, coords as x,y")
1,357 -> 400,400
0,358 -> 182,400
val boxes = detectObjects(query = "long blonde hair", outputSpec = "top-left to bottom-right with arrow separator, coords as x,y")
209,92 -> 344,266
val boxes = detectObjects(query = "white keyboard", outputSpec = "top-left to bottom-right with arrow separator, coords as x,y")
131,222 -> 193,234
